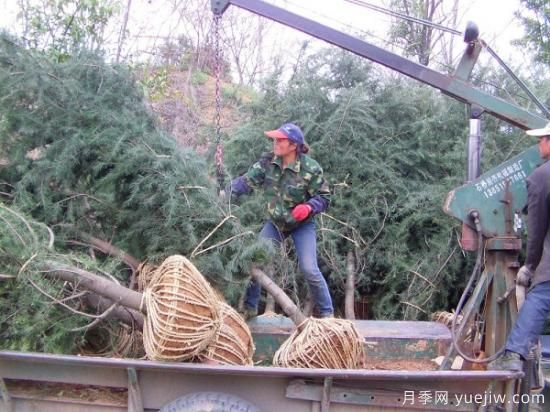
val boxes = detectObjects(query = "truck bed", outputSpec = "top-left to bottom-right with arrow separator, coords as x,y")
0,350 -> 522,411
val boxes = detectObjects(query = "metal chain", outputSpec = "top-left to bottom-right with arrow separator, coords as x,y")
213,13 -> 225,193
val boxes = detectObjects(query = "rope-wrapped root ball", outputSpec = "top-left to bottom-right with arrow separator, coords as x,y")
142,255 -> 221,361
273,318 -> 365,369
136,261 -> 158,292
113,324 -> 146,359
199,302 -> 255,366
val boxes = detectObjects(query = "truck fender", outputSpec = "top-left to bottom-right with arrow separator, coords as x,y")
160,391 -> 262,412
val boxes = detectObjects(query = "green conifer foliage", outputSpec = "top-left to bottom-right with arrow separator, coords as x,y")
0,202 -> 84,352
514,0 -> 550,66
0,33 -> 257,300
225,47 -> 491,320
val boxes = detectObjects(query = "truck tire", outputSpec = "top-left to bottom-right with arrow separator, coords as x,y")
160,391 -> 262,412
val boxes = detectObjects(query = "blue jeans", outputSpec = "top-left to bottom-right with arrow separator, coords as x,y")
506,281 -> 550,359
244,220 -> 334,316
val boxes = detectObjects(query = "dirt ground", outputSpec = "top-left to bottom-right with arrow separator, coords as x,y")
366,357 -> 439,371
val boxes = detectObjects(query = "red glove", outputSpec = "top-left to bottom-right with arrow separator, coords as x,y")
292,204 -> 312,222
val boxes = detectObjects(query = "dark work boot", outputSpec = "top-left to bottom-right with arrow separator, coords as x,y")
488,351 -> 523,371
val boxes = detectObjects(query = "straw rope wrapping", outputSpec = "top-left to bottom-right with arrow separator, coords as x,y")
143,255 -> 222,361
113,325 -> 146,358
198,302 -> 255,366
78,324 -> 145,359
431,310 -> 462,328
431,310 -> 472,343
273,318 -> 365,369
136,261 -> 158,292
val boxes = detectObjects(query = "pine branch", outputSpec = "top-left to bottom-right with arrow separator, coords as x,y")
84,293 -> 144,329
65,230 -> 140,271
69,302 -> 120,332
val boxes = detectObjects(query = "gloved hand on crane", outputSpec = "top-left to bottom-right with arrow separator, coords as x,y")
292,203 -> 312,222
516,265 -> 533,287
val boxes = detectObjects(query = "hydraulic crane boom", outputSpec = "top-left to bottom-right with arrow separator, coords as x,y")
211,0 -> 547,130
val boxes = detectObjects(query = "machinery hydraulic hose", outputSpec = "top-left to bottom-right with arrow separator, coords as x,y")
450,210 -> 505,364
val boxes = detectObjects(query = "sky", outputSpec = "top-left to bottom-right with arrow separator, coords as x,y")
278,0 -> 523,44
269,0 -> 526,64
0,0 -> 529,75
215,0 -> 529,84
0,0 -> 525,49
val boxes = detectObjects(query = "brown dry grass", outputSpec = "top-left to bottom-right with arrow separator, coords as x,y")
138,67 -> 248,154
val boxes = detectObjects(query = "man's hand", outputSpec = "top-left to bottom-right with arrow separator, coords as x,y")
516,265 -> 533,287
292,204 -> 312,222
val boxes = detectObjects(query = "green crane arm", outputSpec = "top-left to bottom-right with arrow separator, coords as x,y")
211,0 -> 547,130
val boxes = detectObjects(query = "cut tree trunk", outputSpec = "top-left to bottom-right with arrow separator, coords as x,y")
41,262 -> 308,330
84,293 -> 144,329
263,266 -> 276,313
344,250 -> 356,320
43,262 -> 144,313
249,266 -> 306,326
264,294 -> 276,313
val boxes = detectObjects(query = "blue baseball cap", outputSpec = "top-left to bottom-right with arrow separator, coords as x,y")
264,123 -> 304,145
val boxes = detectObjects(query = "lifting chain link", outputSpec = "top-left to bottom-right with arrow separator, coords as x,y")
213,12 -> 225,193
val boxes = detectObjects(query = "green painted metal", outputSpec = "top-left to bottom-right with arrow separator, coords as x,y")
210,0 -> 230,14
486,237 -> 522,251
443,145 -> 543,237
453,41 -> 482,81
247,316 -> 294,365
249,319 -> 451,363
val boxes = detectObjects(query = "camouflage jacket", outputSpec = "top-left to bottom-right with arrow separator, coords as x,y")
230,152 -> 330,232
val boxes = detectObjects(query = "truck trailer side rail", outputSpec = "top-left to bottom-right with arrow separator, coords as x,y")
0,350 -> 523,411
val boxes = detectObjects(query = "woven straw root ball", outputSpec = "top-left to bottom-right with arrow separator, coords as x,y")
273,318 -> 365,369
112,324 -> 146,359
143,255 -> 221,361
136,261 -> 158,292
198,302 -> 255,366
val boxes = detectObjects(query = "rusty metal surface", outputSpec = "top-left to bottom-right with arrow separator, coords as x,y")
0,350 -> 521,382
4,399 -> 127,412
0,351 -> 525,411
251,319 -> 453,362
3,378 -> 128,412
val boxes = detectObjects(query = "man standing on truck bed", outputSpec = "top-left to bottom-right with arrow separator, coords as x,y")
490,122 -> 550,371
228,123 -> 334,319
